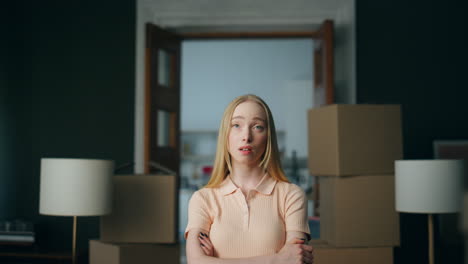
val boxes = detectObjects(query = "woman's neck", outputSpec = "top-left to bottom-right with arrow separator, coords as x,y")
230,164 -> 265,191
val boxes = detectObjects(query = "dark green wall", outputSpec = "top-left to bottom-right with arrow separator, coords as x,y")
3,0 -> 136,252
1,1 -> 31,220
0,3 -> 15,220
357,1 -> 468,263
1,2 -> 8,219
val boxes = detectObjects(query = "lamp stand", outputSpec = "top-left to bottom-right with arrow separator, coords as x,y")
72,216 -> 77,264
428,214 -> 434,264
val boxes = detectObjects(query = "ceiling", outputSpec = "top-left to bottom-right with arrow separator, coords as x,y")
138,0 -> 349,31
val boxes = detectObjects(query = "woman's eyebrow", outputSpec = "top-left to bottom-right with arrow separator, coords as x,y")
231,116 -> 265,122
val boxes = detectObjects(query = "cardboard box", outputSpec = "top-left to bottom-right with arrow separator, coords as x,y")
100,174 -> 177,243
310,240 -> 393,264
308,104 -> 402,176
320,175 -> 400,247
89,240 -> 180,264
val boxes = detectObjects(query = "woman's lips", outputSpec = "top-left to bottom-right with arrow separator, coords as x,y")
239,146 -> 252,155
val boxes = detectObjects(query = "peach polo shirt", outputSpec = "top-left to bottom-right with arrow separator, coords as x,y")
185,174 -> 310,258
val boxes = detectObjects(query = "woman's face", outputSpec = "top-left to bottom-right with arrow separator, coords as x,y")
228,101 -> 268,167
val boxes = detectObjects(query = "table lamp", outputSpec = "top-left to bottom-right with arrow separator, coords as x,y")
39,158 -> 114,264
395,159 -> 465,264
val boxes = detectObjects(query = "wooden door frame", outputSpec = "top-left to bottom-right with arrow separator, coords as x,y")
180,31 -> 320,39
144,25 -> 182,174
143,27 -> 334,173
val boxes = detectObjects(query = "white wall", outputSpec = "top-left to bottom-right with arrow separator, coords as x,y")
181,39 -> 313,158
283,80 -> 313,158
181,39 -> 312,130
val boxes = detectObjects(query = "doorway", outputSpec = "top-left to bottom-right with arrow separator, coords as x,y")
179,37 -> 315,264
179,36 -> 315,212
180,38 -> 314,184
143,23 -> 334,264
142,21 -> 334,176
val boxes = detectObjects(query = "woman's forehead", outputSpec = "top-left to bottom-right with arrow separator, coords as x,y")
232,101 -> 267,120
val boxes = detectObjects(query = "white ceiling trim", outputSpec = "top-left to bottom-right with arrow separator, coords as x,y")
151,13 -> 336,27
142,0 -> 344,27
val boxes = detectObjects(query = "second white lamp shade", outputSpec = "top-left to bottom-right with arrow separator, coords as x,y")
395,159 -> 465,213
39,158 -> 114,216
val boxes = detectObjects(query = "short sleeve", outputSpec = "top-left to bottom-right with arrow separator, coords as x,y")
184,190 -> 212,239
284,184 -> 310,236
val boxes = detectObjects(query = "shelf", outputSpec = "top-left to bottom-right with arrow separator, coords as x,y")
181,154 -> 215,162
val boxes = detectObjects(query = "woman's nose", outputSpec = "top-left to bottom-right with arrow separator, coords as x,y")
242,128 -> 252,142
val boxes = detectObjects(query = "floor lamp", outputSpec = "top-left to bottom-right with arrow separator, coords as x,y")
39,158 -> 114,264
395,159 -> 465,264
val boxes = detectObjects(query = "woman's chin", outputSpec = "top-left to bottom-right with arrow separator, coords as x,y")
232,157 -> 261,167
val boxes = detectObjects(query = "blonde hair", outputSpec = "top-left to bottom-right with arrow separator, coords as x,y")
205,94 -> 289,188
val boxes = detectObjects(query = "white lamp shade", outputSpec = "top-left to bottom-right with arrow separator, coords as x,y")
39,158 -> 114,216
395,159 -> 465,213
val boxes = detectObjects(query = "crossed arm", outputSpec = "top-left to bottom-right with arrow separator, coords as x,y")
186,228 -> 314,264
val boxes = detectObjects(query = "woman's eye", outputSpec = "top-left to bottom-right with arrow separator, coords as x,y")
254,125 -> 264,130
232,124 -> 240,128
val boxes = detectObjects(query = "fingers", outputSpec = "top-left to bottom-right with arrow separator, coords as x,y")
297,249 -> 314,264
296,244 -> 314,264
301,244 -> 314,253
200,243 -> 210,255
200,233 -> 213,247
199,232 -> 209,239
302,254 -> 314,264
199,233 -> 212,246
198,232 -> 213,255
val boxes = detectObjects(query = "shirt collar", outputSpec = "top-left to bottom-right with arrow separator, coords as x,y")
219,173 -> 277,196
219,176 -> 238,195
254,173 -> 277,195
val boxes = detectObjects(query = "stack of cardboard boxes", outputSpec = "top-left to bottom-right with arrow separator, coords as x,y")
307,104 -> 402,264
89,174 -> 180,264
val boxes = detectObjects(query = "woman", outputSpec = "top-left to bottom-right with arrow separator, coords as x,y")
185,94 -> 314,264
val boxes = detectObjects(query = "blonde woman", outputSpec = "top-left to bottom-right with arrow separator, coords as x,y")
185,94 -> 313,264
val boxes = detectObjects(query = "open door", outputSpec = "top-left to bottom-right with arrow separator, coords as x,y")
143,22 -> 333,221
314,19 -> 334,106
144,24 -> 181,175
312,20 -> 334,217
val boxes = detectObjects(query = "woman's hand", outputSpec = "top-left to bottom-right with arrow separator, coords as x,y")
275,238 -> 314,264
198,232 -> 214,256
